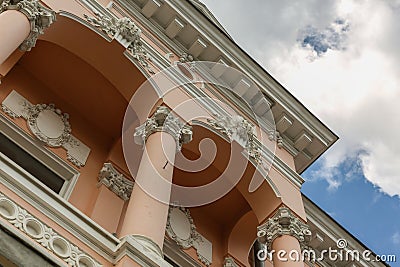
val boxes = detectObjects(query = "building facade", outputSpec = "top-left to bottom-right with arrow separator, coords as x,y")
0,0 -> 388,266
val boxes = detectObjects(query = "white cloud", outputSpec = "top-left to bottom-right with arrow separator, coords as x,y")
392,231 -> 400,245
202,0 -> 400,197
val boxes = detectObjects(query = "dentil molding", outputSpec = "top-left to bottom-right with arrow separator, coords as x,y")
0,192 -> 102,267
166,206 -> 212,266
0,0 -> 56,51
1,90 -> 91,167
257,207 -> 312,251
98,163 -> 133,201
84,12 -> 155,74
134,106 -> 193,150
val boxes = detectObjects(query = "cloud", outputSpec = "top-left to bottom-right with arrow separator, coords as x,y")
297,19 -> 350,59
201,0 -> 400,197
392,231 -> 400,245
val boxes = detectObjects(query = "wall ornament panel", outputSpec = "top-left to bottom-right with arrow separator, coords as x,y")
166,206 -> 212,266
1,90 -> 91,167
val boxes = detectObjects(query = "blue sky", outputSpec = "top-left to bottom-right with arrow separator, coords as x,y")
201,0 -> 400,261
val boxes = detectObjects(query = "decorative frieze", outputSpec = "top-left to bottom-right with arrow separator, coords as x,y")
1,90 -> 91,167
257,207 -> 312,251
98,163 -> 133,201
134,106 -> 193,150
0,0 -> 56,51
166,206 -> 212,266
84,12 -> 154,74
0,192 -> 102,267
207,114 -> 261,163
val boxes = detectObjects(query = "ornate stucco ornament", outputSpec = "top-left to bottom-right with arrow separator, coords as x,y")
269,130 -> 283,148
2,90 -> 91,167
0,0 -> 56,51
207,114 -> 262,163
179,53 -> 194,63
257,207 -> 312,251
166,206 -> 212,266
26,103 -> 71,147
98,163 -> 133,201
0,192 -> 102,267
84,12 -> 154,74
223,257 -> 239,267
134,106 -> 193,150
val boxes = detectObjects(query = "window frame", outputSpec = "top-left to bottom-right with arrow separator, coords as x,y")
0,113 -> 79,200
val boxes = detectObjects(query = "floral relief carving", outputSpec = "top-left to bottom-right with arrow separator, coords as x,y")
257,207 -> 312,251
0,192 -> 102,267
166,206 -> 212,266
134,106 -> 193,150
84,12 -> 155,74
207,114 -> 262,163
98,163 -> 134,201
1,90 -> 91,168
0,0 -> 56,51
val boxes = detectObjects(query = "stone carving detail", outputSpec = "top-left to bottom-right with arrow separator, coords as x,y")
1,90 -> 91,167
0,192 -> 102,267
134,106 -> 193,150
269,130 -> 283,149
98,163 -> 133,201
257,207 -> 312,251
84,12 -> 154,74
207,114 -> 261,163
166,206 -> 212,266
26,103 -> 72,147
179,53 -> 194,63
0,0 -> 56,51
223,257 -> 239,267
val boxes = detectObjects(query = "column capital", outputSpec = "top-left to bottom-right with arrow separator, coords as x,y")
257,207 -> 312,251
1,0 -> 56,51
134,106 -> 193,150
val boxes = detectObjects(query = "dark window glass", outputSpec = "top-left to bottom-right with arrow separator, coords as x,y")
0,133 -> 64,193
164,256 -> 181,267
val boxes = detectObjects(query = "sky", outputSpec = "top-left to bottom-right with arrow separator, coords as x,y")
201,0 -> 400,261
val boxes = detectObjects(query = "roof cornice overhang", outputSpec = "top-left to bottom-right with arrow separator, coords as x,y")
78,0 -> 338,173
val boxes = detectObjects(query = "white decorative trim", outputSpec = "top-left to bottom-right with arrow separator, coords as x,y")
0,0 -> 56,51
166,206 -> 212,266
268,130 -> 283,149
1,90 -> 91,167
98,163 -> 133,201
223,257 -> 239,267
26,103 -> 71,147
257,207 -> 312,251
84,12 -> 155,74
207,114 -> 261,163
166,206 -> 198,249
134,106 -> 193,150
0,192 -> 102,267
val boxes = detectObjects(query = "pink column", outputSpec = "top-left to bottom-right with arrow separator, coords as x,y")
119,106 -> 192,256
0,10 -> 30,65
257,207 -> 311,267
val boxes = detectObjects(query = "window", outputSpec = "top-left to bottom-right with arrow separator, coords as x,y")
0,113 -> 78,199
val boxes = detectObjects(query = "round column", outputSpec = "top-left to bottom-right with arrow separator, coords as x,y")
257,207 -> 311,267
0,10 -> 30,65
0,0 -> 56,65
119,106 -> 192,256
